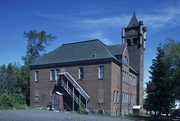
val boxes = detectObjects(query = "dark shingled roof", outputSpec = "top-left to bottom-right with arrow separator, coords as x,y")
30,39 -> 137,74
107,44 -> 126,56
30,39 -> 120,66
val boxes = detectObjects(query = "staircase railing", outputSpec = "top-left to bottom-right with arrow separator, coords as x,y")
61,80 -> 86,108
61,72 -> 90,100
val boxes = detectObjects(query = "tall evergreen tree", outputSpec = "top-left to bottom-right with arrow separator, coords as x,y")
162,39 -> 180,100
145,41 -> 179,117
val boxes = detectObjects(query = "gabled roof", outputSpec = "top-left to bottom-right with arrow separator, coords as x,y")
30,39 -> 119,66
128,13 -> 139,27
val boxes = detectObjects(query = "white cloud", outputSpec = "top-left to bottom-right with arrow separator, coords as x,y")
79,10 -> 180,30
139,7 -> 180,29
80,16 -> 130,28
85,32 -> 113,45
36,4 -> 180,30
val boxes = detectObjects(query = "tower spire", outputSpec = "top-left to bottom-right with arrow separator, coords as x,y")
128,13 -> 138,27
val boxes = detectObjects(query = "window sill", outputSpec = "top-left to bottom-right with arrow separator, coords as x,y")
50,80 -> 56,82
98,78 -> 104,80
78,79 -> 83,81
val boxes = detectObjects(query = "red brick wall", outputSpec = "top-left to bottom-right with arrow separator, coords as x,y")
121,48 -> 137,115
111,62 -> 121,115
30,63 -> 112,112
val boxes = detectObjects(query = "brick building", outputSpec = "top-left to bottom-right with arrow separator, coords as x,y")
30,14 -> 147,115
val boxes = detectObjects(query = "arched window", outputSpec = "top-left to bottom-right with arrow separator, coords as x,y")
133,38 -> 138,45
127,39 -> 131,46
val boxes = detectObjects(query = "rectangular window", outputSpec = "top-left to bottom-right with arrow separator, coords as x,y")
50,70 -> 55,81
35,71 -> 39,82
122,93 -> 124,103
123,56 -> 128,65
113,91 -> 116,104
78,67 -> 84,80
55,69 -> 60,80
122,93 -> 125,104
98,66 -> 104,79
124,73 -> 126,82
98,88 -> 104,104
122,71 -> 124,82
125,93 -> 127,104
116,91 -> 119,104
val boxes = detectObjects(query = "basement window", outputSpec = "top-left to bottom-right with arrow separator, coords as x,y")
34,96 -> 39,103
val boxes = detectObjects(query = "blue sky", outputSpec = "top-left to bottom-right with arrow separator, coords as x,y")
0,0 -> 180,85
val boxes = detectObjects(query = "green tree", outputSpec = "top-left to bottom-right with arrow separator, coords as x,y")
162,39 -> 180,100
0,30 -> 56,107
151,47 -> 166,116
145,46 -> 175,117
145,40 -> 179,117
0,63 -> 18,94
21,30 -> 56,105
22,30 -> 56,65
15,65 -> 30,104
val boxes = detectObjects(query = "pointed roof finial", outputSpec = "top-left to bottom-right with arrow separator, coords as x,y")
128,13 -> 139,27
133,12 -> 136,16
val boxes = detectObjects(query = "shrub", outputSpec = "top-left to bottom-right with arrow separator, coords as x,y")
0,93 -> 27,109
77,107 -> 86,114
12,93 -> 26,104
0,94 -> 14,108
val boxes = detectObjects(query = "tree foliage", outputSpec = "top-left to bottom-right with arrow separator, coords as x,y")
0,63 -> 18,94
145,39 -> 180,117
0,30 -> 56,107
21,30 -> 56,105
22,30 -> 56,65
162,39 -> 180,100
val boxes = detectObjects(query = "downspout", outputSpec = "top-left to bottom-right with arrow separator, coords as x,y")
120,63 -> 123,115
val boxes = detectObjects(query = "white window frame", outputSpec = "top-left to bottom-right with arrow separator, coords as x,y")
78,67 -> 84,80
50,70 -> 55,81
35,71 -> 39,82
55,69 -> 60,80
98,66 -> 104,79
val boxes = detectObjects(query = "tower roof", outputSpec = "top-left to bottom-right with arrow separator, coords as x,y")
128,13 -> 139,27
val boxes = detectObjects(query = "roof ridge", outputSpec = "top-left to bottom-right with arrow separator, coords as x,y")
63,39 -> 99,46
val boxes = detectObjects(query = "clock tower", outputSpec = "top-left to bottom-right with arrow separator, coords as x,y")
122,14 -> 147,107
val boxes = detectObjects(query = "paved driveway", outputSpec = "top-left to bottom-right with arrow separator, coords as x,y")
0,110 -> 139,121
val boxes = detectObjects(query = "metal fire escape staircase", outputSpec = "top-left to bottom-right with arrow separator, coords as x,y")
57,72 -> 90,109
